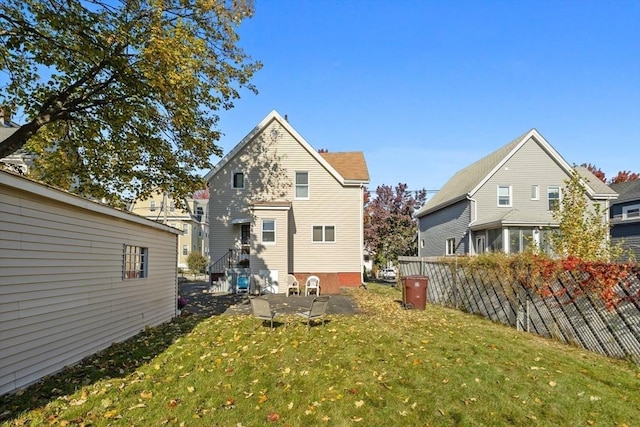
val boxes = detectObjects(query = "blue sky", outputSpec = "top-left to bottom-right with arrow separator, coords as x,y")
214,0 -> 640,195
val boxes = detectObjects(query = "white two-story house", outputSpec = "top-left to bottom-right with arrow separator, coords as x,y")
205,111 -> 369,295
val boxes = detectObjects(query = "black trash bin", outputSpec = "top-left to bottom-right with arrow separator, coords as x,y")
402,275 -> 428,310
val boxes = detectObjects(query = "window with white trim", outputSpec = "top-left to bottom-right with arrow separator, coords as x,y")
623,204 -> 640,220
445,238 -> 456,255
531,185 -> 539,200
232,172 -> 245,189
548,186 -> 560,210
497,185 -> 511,207
123,245 -> 148,279
183,224 -> 188,234
150,200 -> 156,212
262,219 -> 276,243
313,225 -> 335,242
183,245 -> 188,255
295,171 -> 309,199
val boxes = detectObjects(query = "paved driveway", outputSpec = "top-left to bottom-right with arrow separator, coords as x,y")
179,281 -> 360,317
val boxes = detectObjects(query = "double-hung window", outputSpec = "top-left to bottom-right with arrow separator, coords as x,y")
497,185 -> 511,207
295,172 -> 309,199
262,219 -> 276,244
123,245 -> 148,279
548,186 -> 560,210
445,238 -> 456,255
313,225 -> 335,243
150,200 -> 156,212
233,172 -> 245,189
623,204 -> 640,220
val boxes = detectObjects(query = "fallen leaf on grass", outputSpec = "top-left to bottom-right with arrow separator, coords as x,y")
549,381 -> 557,387
355,400 -> 364,408
259,394 -> 268,404
103,409 -> 119,419
267,412 -> 280,422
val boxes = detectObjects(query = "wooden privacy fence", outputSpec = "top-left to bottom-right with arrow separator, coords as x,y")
398,256 -> 640,362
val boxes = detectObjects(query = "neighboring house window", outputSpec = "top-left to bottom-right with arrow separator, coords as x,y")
420,239 -> 425,248
296,171 -> 309,199
531,185 -> 539,200
445,238 -> 456,255
183,224 -> 189,234
548,186 -> 560,210
150,200 -> 156,212
497,185 -> 511,207
233,172 -> 245,189
313,225 -> 335,243
196,206 -> 204,221
123,245 -> 148,279
487,229 -> 503,252
169,200 -> 175,212
183,245 -> 188,255
262,219 -> 276,243
198,228 -> 202,237
622,204 -> 640,220
508,227 -> 534,254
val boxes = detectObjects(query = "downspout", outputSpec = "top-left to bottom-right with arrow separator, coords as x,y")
467,195 -> 477,255
360,184 -> 366,287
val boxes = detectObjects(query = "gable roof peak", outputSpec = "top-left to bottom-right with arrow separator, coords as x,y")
204,110 -> 368,186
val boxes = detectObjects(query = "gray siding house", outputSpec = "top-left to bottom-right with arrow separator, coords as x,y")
416,129 -> 617,257
0,170 -> 180,395
609,180 -> 640,261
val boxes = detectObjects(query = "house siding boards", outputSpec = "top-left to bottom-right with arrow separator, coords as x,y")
472,137 -> 569,223
0,171 -> 179,395
609,180 -> 640,261
251,206 -> 289,291
419,200 -> 470,256
417,129 -> 617,257
207,111 -> 368,292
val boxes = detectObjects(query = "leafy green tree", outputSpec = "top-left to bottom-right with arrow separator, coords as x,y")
549,171 -> 623,261
186,251 -> 208,279
0,0 -> 261,203
364,183 -> 427,268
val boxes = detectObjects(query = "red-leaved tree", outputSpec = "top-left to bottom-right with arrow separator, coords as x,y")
364,183 -> 426,268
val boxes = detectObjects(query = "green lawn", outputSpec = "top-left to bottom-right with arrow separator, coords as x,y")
2,284 -> 638,426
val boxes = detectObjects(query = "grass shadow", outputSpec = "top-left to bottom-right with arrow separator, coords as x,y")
0,315 -> 202,421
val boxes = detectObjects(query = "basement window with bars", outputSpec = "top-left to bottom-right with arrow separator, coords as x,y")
123,245 -> 148,279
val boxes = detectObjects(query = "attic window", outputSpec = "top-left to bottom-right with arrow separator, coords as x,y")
233,172 -> 245,189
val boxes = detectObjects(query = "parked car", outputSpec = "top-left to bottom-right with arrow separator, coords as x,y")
382,268 -> 396,281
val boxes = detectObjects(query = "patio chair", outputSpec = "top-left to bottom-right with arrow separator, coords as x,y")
237,274 -> 250,294
287,274 -> 300,297
250,297 -> 280,331
296,296 -> 330,329
305,275 -> 320,296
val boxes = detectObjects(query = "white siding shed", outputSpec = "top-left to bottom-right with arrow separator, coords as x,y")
0,171 -> 180,395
